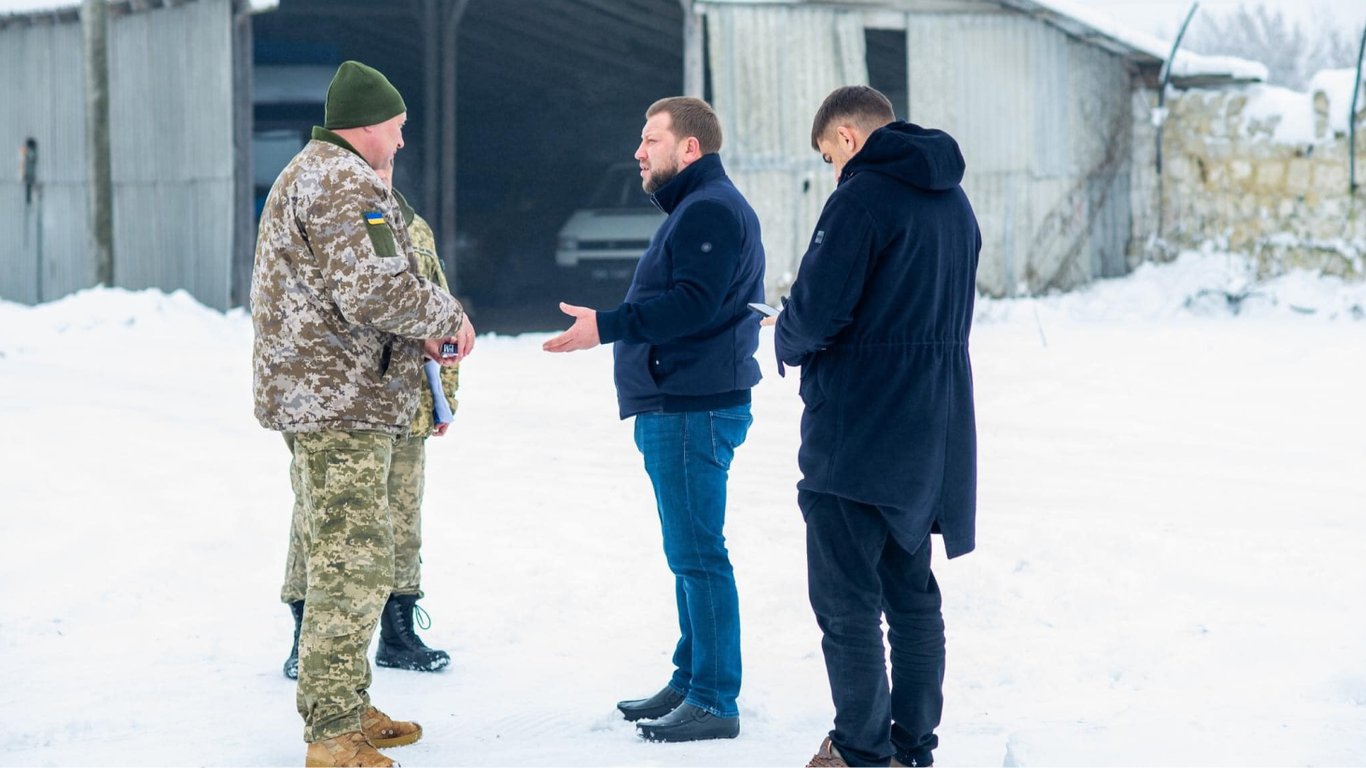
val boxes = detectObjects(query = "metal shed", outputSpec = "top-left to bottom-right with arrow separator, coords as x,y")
0,0 -> 258,309
701,0 -> 1169,298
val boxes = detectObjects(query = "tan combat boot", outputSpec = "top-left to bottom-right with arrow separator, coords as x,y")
361,706 -> 423,748
304,731 -> 394,767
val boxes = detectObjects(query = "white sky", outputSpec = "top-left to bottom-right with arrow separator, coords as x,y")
1073,0 -> 1366,41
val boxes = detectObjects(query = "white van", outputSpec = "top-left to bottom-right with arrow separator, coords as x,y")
555,162 -> 666,280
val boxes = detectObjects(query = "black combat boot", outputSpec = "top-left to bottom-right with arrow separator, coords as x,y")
376,594 -> 450,672
282,600 -> 304,680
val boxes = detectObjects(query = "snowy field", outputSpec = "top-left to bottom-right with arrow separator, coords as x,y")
1,251 -> 1364,766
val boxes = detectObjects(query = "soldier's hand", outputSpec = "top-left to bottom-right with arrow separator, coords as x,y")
543,302 -> 600,353
432,422 -> 450,437
456,316 -> 476,358
422,337 -> 463,366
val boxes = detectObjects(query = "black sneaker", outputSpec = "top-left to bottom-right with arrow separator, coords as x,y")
637,703 -> 739,742
617,685 -> 685,722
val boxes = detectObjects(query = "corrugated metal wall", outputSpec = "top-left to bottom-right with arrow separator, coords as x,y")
0,19 -> 91,304
703,2 -> 1139,299
110,0 -> 235,308
702,2 -> 867,297
0,0 -> 236,308
908,11 -> 1134,296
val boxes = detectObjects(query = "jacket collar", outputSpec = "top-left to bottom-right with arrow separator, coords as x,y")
650,153 -> 726,214
392,188 -> 416,226
311,126 -> 363,159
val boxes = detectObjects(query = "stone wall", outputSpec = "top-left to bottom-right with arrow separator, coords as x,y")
1148,80 -> 1366,279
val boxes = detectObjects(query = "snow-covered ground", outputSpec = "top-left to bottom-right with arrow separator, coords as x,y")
1,251 -> 1364,766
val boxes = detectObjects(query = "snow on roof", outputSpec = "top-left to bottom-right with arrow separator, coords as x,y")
0,0 -> 1261,84
0,0 -> 77,12
1169,52 -> 1269,83
1309,68 -> 1366,136
999,0 -> 1267,83
0,0 -> 276,17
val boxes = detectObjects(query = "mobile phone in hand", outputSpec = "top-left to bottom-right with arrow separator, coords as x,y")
747,302 -> 780,318
440,341 -> 459,358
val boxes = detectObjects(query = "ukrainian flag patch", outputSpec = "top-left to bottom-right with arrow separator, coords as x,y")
363,211 -> 385,225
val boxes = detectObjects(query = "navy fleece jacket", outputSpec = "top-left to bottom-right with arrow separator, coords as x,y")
598,153 -> 766,419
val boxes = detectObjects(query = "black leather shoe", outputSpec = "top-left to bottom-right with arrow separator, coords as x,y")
636,703 -> 740,742
617,685 -> 685,722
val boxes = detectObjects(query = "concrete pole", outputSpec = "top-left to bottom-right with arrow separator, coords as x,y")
680,0 -> 704,98
231,3 -> 254,308
83,0 -> 115,287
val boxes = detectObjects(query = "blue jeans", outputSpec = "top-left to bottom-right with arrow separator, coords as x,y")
802,490 -> 944,767
633,403 -> 752,718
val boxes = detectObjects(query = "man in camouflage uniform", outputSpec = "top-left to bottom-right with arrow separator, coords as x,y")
251,60 -> 471,767
280,165 -> 460,678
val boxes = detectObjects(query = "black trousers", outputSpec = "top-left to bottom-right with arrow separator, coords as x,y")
801,490 -> 945,767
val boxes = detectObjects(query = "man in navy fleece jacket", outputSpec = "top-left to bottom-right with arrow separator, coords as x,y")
544,96 -> 765,743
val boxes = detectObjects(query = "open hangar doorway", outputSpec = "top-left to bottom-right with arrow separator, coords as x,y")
252,0 -> 685,333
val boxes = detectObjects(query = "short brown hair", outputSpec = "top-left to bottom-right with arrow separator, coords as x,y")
810,85 -> 895,150
646,96 -> 723,154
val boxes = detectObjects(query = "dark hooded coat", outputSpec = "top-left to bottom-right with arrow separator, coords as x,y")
774,122 -> 981,558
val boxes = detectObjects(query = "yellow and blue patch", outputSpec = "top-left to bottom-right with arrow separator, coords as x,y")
363,211 -> 385,225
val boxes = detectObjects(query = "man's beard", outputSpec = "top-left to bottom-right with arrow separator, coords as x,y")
642,161 -> 679,194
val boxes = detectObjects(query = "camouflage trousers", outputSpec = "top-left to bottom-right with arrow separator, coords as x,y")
282,435 -> 427,603
287,430 -> 397,743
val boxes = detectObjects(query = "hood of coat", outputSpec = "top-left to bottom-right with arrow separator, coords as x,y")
839,121 -> 965,192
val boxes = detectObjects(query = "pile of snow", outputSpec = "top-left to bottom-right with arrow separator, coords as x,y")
1310,68 -> 1366,137
1234,84 -> 1318,144
976,249 -> 1366,325
1,251 -> 1363,766
1207,68 -> 1366,145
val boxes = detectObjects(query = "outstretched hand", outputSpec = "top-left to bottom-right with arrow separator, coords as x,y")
542,302 -> 600,353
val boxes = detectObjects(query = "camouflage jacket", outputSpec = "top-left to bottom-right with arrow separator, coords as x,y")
251,128 -> 464,435
394,189 -> 459,439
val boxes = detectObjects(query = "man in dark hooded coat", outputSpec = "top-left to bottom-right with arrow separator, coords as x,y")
774,86 -> 981,768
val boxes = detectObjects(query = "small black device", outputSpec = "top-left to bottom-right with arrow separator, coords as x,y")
440,341 -> 458,358
747,302 -> 780,317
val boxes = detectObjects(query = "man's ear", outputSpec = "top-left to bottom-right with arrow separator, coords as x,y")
836,125 -> 858,151
684,135 -> 703,161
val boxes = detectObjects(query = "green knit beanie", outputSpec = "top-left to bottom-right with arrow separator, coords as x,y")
323,60 -> 406,130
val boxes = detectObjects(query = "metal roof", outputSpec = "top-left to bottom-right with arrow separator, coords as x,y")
0,0 -> 273,28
